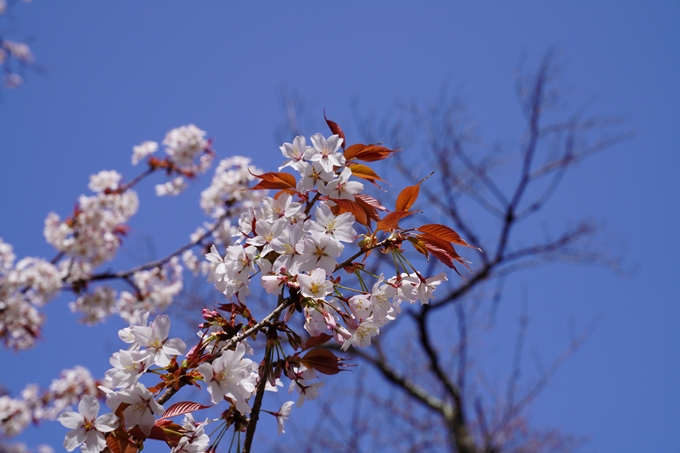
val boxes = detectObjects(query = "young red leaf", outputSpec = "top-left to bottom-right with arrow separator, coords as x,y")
417,224 -> 481,250
355,193 -> 387,211
105,436 -> 124,453
301,348 -> 348,375
395,171 -> 435,211
342,261 -> 365,274
396,183 -> 420,212
344,143 -> 398,162
353,144 -> 398,162
354,194 -> 384,221
347,162 -> 385,187
160,401 -> 212,420
407,236 -> 430,259
302,333 -> 333,351
344,143 -> 368,161
331,198 -> 369,227
424,243 -> 462,276
128,420 -> 178,442
249,171 -> 297,190
324,110 -> 346,150
107,434 -> 140,453
418,233 -> 471,270
377,210 -> 416,231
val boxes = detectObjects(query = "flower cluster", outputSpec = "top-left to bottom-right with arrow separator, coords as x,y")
44,171 -> 139,271
0,119 -> 474,452
0,366 -> 98,438
0,239 -> 62,349
200,156 -> 264,219
204,132 -> 451,355
131,124 -> 215,197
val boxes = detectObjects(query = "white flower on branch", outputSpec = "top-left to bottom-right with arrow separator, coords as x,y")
57,395 -> 118,453
197,342 -> 257,414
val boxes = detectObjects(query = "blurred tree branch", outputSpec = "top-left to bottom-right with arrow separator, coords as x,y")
273,51 -> 627,453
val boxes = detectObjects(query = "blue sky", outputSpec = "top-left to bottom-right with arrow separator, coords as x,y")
0,2 -> 678,452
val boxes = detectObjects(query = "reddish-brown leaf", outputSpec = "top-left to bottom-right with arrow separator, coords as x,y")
355,144 -> 398,162
377,210 -> 416,231
302,333 -> 333,351
396,183 -> 420,212
301,348 -> 346,375
418,233 -> 471,270
407,236 -> 430,259
419,233 -> 457,257
106,436 -> 123,453
354,194 -> 384,221
331,198 -> 369,227
417,224 -> 480,250
149,420 -> 183,445
343,143 -> 368,161
425,243 -> 462,276
324,110 -> 346,149
160,401 -> 212,420
128,421 -> 176,442
355,193 -> 387,211
249,171 -> 297,190
347,163 -> 385,185
344,143 -> 398,162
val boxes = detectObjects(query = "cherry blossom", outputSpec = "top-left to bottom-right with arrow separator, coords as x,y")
298,268 -> 334,301
104,350 -> 152,389
155,176 -> 187,197
57,395 -> 118,453
416,272 -> 448,305
271,223 -> 304,274
162,124 -> 208,169
0,396 -> 31,437
279,135 -> 311,172
115,383 -> 164,436
131,140 -> 158,165
318,167 -> 364,200
172,413 -> 210,453
288,365 -> 324,407
88,170 -> 121,193
304,202 -> 357,245
308,133 -> 345,172
295,161 -> 334,193
261,193 -> 302,222
130,314 -> 186,367
200,156 -> 263,219
69,286 -> 117,325
295,235 -> 342,275
341,317 -> 384,351
197,342 -> 257,414
275,401 -> 294,435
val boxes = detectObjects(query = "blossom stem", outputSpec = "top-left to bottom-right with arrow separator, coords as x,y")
334,238 -> 390,273
91,210 -> 230,281
119,166 -> 157,192
355,269 -> 369,292
304,192 -> 321,215
242,347 -> 271,453
156,296 -> 293,405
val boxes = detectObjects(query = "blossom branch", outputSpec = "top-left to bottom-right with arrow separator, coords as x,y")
90,211 -> 230,282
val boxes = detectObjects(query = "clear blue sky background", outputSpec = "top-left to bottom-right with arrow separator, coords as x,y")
0,2 -> 678,452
